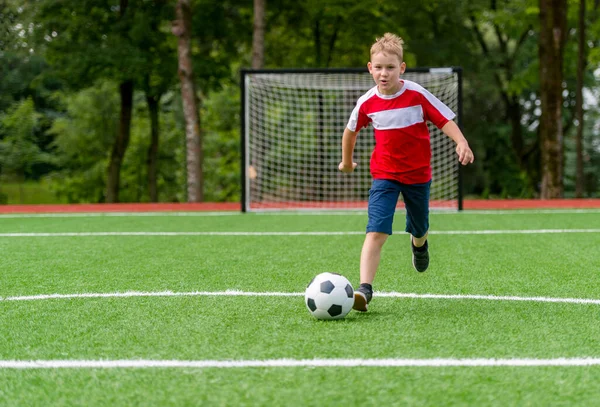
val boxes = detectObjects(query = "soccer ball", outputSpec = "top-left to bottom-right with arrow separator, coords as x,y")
305,272 -> 354,320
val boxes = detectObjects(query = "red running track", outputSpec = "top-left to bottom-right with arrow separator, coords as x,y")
0,199 -> 599,213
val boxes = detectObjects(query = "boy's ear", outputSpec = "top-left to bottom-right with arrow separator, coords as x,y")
367,61 -> 372,73
399,62 -> 406,74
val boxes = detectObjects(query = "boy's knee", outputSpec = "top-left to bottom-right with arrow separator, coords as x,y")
412,230 -> 428,240
366,231 -> 389,244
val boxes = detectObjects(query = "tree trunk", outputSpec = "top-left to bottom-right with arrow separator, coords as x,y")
146,93 -> 160,202
507,96 -> 524,164
252,0 -> 266,69
106,80 -> 134,203
173,0 -> 203,202
314,20 -> 321,66
105,0 -> 132,203
538,0 -> 567,199
575,0 -> 586,197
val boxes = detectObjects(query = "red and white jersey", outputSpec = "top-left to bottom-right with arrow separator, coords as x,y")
347,79 -> 455,184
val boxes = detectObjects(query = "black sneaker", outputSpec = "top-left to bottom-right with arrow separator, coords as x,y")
411,240 -> 429,272
353,284 -> 373,312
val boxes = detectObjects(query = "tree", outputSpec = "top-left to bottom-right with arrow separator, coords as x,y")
34,0 -> 178,203
132,1 -> 177,201
252,0 -> 266,69
538,0 -> 568,198
34,0 -> 138,202
173,0 -> 203,202
574,0 -> 586,197
107,79 -> 134,203
145,84 -> 161,202
468,1 -> 538,189
263,0 -> 391,68
48,82 -> 119,203
105,0 -> 135,203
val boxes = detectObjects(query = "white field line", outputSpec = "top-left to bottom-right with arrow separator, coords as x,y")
0,229 -> 600,237
2,358 -> 600,369
0,212 -> 242,218
1,291 -> 301,301
434,229 -> 600,235
0,231 -> 363,237
0,209 -> 599,218
3,290 -> 600,305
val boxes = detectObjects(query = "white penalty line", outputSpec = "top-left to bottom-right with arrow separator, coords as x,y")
1,229 -> 600,237
2,290 -> 600,306
2,358 -> 600,369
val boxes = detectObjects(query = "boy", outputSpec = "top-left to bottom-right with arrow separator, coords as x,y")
338,33 -> 474,312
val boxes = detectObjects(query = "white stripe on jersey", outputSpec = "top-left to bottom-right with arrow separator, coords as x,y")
403,81 -> 455,121
346,81 -> 455,132
367,106 -> 424,130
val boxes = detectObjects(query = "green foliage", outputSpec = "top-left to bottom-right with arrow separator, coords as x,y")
0,0 -> 598,202
34,0 -> 142,86
47,82 -> 187,203
564,81 -> 600,198
264,0 -> 394,68
118,91 -> 186,203
191,0 -> 253,90
0,2 -> 61,111
202,85 -> 240,202
47,81 -> 119,202
0,98 -> 51,181
466,121 -> 535,199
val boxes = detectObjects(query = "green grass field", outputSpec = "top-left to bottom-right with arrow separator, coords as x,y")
1,209 -> 600,406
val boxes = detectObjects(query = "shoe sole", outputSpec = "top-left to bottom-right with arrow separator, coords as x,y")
353,291 -> 368,312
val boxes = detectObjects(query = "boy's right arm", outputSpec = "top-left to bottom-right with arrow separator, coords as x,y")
338,127 -> 358,173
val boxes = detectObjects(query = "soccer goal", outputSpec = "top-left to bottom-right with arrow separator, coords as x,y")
241,68 -> 463,212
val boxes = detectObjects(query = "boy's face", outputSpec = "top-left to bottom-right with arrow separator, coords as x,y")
367,52 -> 406,95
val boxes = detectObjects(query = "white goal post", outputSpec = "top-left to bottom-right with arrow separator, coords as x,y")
241,68 -> 463,212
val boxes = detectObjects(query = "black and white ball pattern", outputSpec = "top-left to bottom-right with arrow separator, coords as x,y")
305,272 -> 354,320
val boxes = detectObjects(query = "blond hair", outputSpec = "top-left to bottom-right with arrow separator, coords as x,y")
370,33 -> 404,63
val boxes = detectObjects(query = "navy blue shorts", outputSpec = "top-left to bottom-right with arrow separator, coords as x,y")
366,179 -> 431,237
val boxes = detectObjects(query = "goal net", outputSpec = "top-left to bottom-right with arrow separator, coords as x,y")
241,68 -> 462,211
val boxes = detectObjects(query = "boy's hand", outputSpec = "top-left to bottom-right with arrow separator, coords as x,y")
338,162 -> 357,173
456,141 -> 474,165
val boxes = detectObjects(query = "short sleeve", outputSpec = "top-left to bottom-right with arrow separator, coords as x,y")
419,88 -> 456,129
347,102 -> 371,132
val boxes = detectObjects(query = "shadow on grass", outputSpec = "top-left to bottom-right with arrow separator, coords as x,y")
307,310 -> 389,323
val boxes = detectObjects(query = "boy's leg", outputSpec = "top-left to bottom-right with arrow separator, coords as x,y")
401,181 -> 431,272
359,232 -> 389,285
353,232 -> 388,312
354,180 -> 400,312
411,232 -> 429,272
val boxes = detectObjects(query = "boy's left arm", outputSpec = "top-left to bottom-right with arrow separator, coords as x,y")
441,121 -> 474,165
